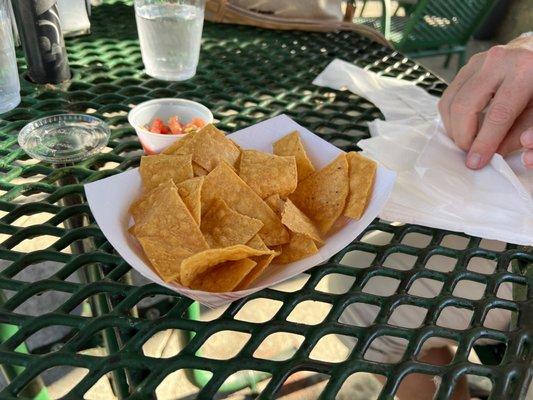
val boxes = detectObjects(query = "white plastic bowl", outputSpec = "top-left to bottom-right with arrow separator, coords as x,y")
128,98 -> 213,154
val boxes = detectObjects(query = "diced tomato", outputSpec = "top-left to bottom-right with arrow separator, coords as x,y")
149,118 -> 165,134
148,115 -> 205,135
168,116 -> 183,134
190,117 -> 206,128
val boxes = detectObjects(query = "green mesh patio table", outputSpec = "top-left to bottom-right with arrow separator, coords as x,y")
0,1 -> 531,399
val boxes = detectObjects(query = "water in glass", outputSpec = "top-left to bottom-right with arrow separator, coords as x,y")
0,0 -> 20,114
135,1 -> 204,81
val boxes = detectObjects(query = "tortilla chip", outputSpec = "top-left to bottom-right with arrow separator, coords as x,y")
201,162 -> 289,246
192,163 -> 208,176
201,198 -> 264,248
246,234 -> 269,251
129,180 -> 167,223
176,177 -> 204,225
290,154 -> 349,235
273,131 -> 315,181
137,235 -> 193,282
264,194 -> 285,216
162,131 -> 197,155
238,150 -> 297,199
233,234 -> 279,289
281,199 -> 322,244
180,245 -> 275,286
343,152 -> 377,220
131,181 -> 209,282
172,124 -> 241,172
274,233 -> 318,264
129,180 -> 179,237
139,154 -> 193,191
235,252 -> 276,290
190,258 -> 257,292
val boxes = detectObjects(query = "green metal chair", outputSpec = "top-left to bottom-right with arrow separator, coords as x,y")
394,0 -> 418,16
359,0 -> 418,17
356,0 -> 497,70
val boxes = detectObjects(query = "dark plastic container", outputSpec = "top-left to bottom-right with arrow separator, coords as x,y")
11,0 -> 71,84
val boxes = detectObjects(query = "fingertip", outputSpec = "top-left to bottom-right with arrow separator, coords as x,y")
468,135 -> 501,170
520,128 -> 533,148
522,150 -> 533,168
466,152 -> 484,170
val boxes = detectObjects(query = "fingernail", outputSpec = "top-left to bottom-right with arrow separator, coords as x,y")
522,151 -> 533,167
521,129 -> 533,147
466,152 -> 483,169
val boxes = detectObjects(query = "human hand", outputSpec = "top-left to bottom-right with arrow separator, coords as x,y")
438,36 -> 533,169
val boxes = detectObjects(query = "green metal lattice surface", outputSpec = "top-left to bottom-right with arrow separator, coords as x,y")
0,1 -> 532,399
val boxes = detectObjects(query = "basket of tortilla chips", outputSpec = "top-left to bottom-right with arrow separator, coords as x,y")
86,115 -> 395,307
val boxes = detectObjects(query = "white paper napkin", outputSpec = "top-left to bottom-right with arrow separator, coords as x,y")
314,59 -> 533,245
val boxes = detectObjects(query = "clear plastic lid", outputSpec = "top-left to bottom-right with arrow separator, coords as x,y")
18,114 -> 111,163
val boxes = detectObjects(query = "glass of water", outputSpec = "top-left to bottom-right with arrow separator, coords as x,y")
0,0 -> 20,114
134,0 -> 205,81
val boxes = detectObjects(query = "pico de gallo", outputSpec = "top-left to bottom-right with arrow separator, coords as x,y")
147,116 -> 206,135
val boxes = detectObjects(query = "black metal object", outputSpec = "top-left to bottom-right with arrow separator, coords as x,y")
11,0 -> 71,84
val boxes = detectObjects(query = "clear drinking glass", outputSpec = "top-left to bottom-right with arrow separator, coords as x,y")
0,0 -> 20,114
134,0 -> 205,81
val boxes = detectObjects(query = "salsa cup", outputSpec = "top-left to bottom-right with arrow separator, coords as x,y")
128,98 -> 213,154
